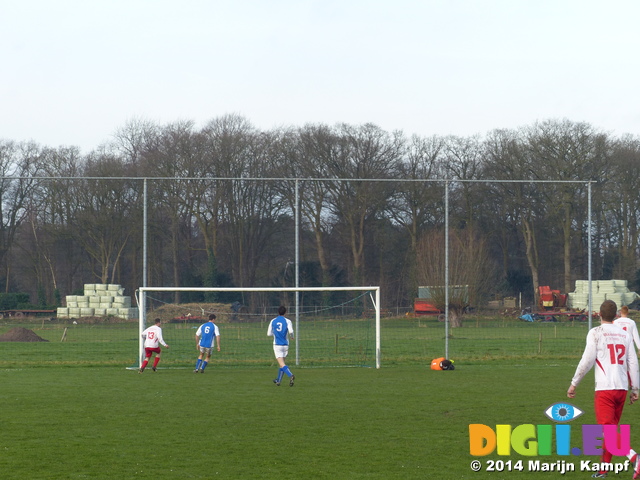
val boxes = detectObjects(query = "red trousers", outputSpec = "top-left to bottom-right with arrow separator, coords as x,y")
594,389 -> 628,465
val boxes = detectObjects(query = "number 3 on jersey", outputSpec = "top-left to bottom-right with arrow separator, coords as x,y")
607,343 -> 626,365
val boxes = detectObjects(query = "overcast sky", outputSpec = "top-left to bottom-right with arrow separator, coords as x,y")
2,0 -> 639,152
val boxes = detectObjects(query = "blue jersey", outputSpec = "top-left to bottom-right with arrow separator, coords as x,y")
268,316 -> 293,346
196,321 -> 219,348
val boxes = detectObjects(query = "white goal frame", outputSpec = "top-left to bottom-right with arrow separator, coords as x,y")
137,286 -> 381,368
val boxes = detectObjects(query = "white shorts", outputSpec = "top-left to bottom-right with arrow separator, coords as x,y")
273,345 -> 289,358
199,346 -> 213,356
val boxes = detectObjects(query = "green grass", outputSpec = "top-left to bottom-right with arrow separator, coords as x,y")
0,315 -> 591,368
1,362 -> 635,479
0,315 -> 613,478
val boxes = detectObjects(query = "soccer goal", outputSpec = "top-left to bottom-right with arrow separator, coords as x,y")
136,286 -> 381,369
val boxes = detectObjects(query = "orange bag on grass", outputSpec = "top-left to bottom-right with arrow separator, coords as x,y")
431,357 -> 455,370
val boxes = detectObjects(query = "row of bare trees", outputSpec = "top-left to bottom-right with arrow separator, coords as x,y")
1,115 -> 639,311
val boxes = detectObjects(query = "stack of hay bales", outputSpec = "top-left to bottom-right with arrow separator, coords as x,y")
57,284 -> 139,320
567,279 -> 639,310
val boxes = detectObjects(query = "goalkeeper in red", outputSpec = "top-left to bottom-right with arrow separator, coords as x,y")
567,300 -> 640,478
267,305 -> 295,386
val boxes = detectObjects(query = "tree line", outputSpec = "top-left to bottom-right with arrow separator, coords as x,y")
1,114 -> 639,311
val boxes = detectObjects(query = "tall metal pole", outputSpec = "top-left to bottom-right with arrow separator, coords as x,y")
375,287 -> 381,369
444,180 -> 449,359
139,178 -> 148,366
588,182 -> 592,329
295,179 -> 300,366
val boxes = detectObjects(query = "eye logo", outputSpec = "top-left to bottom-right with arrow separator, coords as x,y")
544,403 -> 583,422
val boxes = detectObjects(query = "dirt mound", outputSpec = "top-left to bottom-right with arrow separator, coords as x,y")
150,303 -> 234,323
0,327 -> 49,342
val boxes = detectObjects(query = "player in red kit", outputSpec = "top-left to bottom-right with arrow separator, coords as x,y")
568,300 -> 640,478
139,318 -> 169,373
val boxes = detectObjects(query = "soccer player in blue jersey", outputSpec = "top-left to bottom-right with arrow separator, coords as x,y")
267,305 -> 295,386
194,313 -> 220,373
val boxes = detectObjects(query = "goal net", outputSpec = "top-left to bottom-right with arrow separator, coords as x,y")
136,286 -> 381,369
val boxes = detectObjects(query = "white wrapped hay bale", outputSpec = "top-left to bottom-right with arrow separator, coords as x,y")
57,308 -> 69,318
625,292 -> 639,305
106,308 -> 120,316
99,296 -> 114,304
93,308 -> 107,316
65,295 -> 78,307
80,308 -> 95,316
592,294 -> 607,307
567,292 -> 588,309
68,307 -> 81,317
574,280 -> 589,293
107,284 -> 122,292
607,293 -> 624,305
116,308 -> 139,320
598,281 -> 616,294
113,296 -> 131,308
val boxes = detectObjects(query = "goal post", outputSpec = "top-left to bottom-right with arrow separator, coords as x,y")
136,286 -> 381,369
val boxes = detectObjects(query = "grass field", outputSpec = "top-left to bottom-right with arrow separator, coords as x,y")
2,362 -> 636,479
0,314 -> 591,368
2,314 -> 632,479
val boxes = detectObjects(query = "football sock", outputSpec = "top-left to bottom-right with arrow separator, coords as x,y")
141,360 -> 148,370
277,368 -> 284,383
201,361 -> 208,371
628,449 -> 637,461
195,359 -> 202,370
283,365 -> 293,378
153,357 -> 160,368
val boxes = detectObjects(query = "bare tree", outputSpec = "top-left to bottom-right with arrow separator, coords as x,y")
0,141 -> 44,292
18,146 -> 84,301
278,124 -> 345,292
524,119 -> 610,293
142,120 -> 200,300
415,228 -> 496,327
603,135 -> 640,281
483,128 -> 545,304
443,135 -> 486,230
325,123 -> 402,285
73,153 -> 138,284
388,134 -> 446,294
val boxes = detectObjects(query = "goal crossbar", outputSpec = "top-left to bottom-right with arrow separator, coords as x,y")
137,286 -> 381,369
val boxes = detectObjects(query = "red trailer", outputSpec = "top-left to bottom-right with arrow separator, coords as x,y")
413,298 -> 443,315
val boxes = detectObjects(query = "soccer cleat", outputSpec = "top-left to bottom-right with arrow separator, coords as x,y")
289,374 -> 295,387
138,367 -> 144,373
200,369 -> 205,373
591,473 -> 607,478
273,379 -> 280,386
152,367 -> 156,372
634,454 -> 640,479
194,369 -> 198,373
